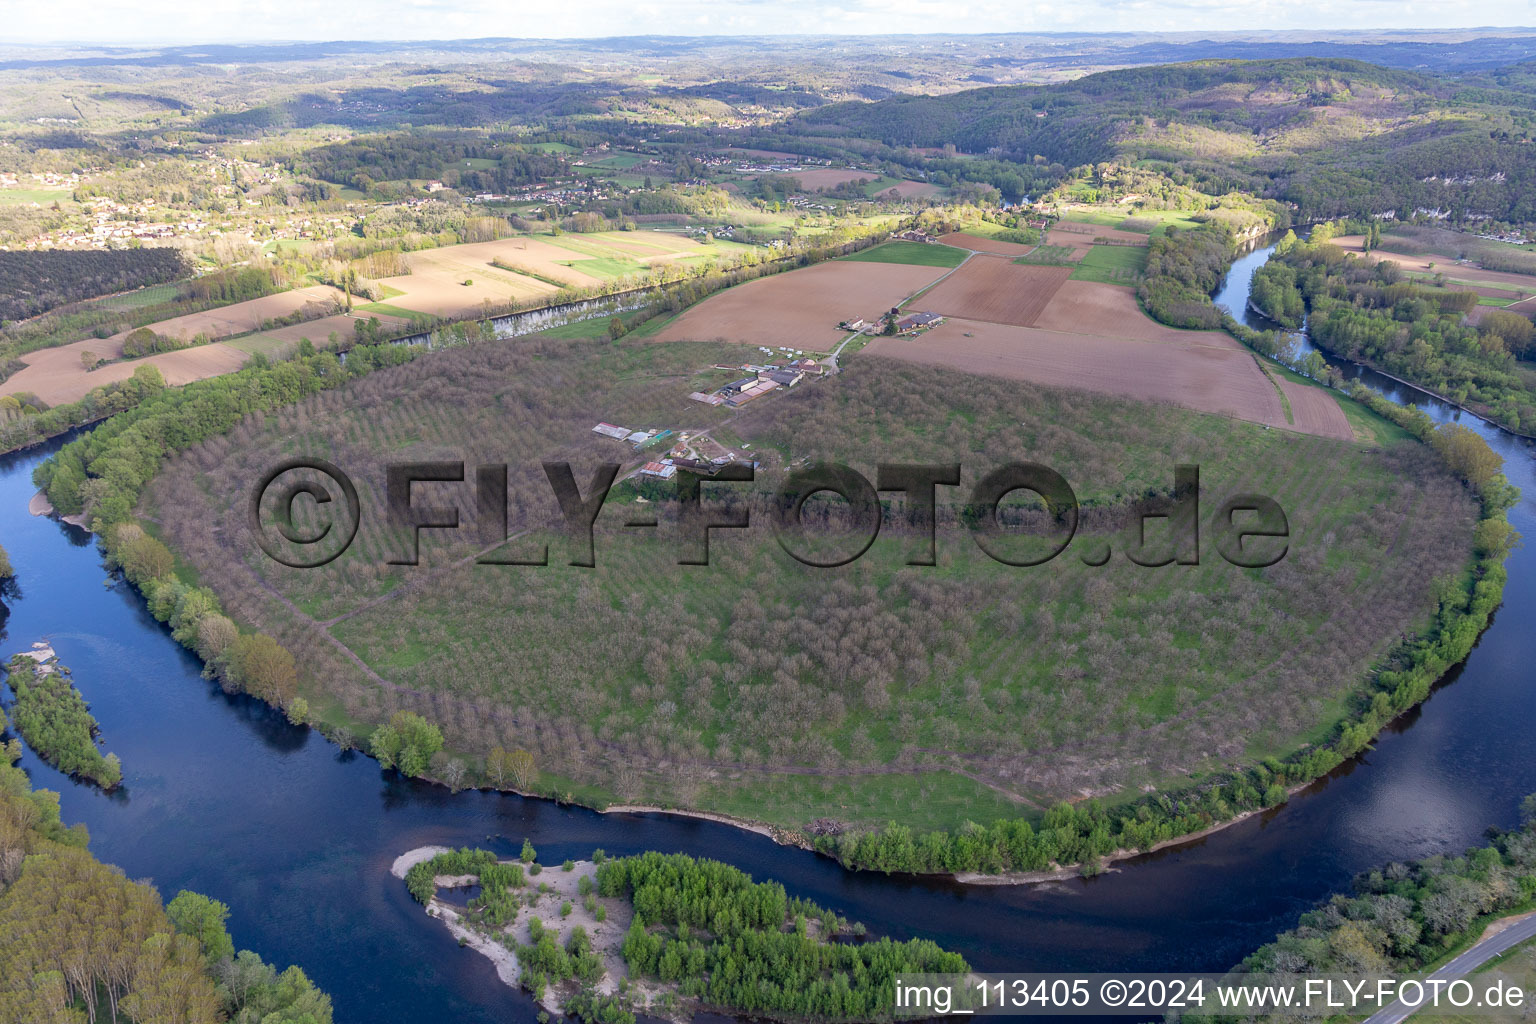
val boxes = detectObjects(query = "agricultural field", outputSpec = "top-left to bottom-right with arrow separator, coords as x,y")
373,230 -> 748,318
2,284 -> 351,405
877,258 -> 1354,440
651,260 -> 950,349
1114,209 -> 1205,235
0,188 -> 74,206
1330,236 -> 1536,298
95,283 -> 182,312
866,318 -> 1303,433
869,179 -> 944,199
917,258 -> 1073,327
1029,279 -> 1219,343
938,231 -> 1036,256
1068,243 -> 1148,284
143,334 -> 1477,830
1041,220 -> 1153,262
840,240 -> 969,267
1015,244 -> 1080,265
226,313 -> 410,359
776,167 -> 880,190
10,337 -> 251,404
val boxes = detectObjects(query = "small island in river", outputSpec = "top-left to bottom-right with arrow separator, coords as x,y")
393,844 -> 966,1023
4,646 -> 123,789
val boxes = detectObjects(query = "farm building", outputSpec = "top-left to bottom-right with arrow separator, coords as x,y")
721,376 -> 760,396
790,358 -> 823,375
724,380 -> 780,406
689,391 -> 725,406
765,368 -> 804,387
640,462 -> 677,479
592,422 -> 629,440
896,311 -> 945,333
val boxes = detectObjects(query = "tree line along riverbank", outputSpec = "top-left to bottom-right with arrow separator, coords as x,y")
22,219 -> 1521,882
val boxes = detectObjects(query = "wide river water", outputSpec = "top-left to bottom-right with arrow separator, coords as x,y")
2,241 -> 1534,1021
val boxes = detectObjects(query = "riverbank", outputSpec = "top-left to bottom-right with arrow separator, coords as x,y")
28,488 -> 90,529
600,804 -> 783,841
1314,339 -> 1536,441
952,784 -> 1315,885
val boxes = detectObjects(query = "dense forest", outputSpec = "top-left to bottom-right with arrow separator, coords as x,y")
4,655 -> 122,790
1263,233 -> 1536,432
1245,799 -> 1536,977
1137,222 -> 1250,329
602,852 -> 966,1019
295,132 -> 571,194
0,248 -> 188,323
792,58 -> 1536,221
0,730 -> 333,1023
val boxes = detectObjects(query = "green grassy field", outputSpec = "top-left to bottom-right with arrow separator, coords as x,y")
562,256 -> 646,278
1059,209 -> 1128,228
1116,209 -> 1204,235
587,153 -> 644,169
1014,245 -> 1078,266
353,301 -> 431,319
0,188 -> 73,206
841,241 -> 968,268
144,335 -> 1478,833
1069,244 -> 1148,284
96,283 -> 181,312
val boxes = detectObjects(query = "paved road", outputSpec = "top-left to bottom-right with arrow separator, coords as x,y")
1363,913 -> 1536,1024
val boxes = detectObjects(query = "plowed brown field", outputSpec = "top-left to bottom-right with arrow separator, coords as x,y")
8,340 -> 250,405
1278,376 -> 1354,441
938,232 -> 1036,256
1033,280 -> 1246,348
652,260 -> 948,349
918,258 -> 1072,327
865,318 -> 1298,432
1330,238 -> 1536,292
1047,223 -> 1151,247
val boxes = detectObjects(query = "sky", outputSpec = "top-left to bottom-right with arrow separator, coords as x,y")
8,0 -> 1534,46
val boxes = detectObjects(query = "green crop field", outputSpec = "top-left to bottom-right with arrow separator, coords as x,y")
588,153 -> 643,169
1116,210 -> 1204,235
96,283 -> 181,312
562,256 -> 646,278
1014,245 -> 1078,266
145,333 -> 1477,834
1069,244 -> 1148,283
841,241 -> 968,268
1059,209 -> 1128,228
0,188 -> 73,206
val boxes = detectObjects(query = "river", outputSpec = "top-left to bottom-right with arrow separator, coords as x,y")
2,241 -> 1534,1021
